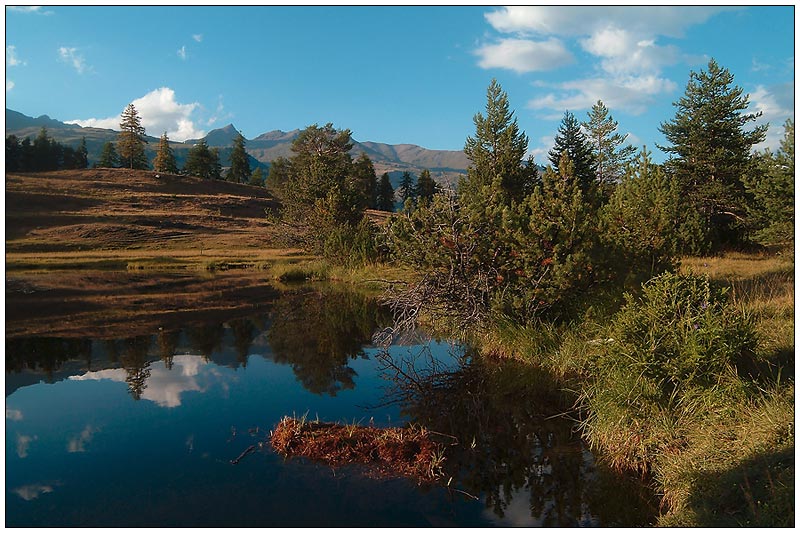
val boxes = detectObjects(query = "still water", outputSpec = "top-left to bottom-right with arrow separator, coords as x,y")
6,271 -> 656,527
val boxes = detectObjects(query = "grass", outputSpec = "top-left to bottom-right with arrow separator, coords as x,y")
461,251 -> 794,527
269,416 -> 446,482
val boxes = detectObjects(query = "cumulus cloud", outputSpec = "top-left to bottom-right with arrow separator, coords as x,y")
749,82 -> 795,151
58,46 -> 88,74
13,484 -> 56,501
67,425 -> 99,453
8,6 -> 54,15
192,34 -> 203,43
475,37 -> 573,73
70,354 -> 219,408
480,6 -> 730,116
6,407 -> 23,421
529,75 -> 677,116
485,6 -> 732,38
16,434 -> 37,458
66,87 -> 206,141
7,45 -> 25,66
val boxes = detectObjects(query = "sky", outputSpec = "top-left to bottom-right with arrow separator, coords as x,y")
4,4 -> 795,162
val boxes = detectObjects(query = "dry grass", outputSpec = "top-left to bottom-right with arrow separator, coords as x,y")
270,416 -> 446,482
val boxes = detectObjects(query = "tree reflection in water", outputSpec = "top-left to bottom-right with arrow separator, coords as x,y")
376,346 -> 657,526
267,288 -> 391,396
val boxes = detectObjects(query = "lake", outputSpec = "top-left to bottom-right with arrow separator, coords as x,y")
6,271 -> 657,527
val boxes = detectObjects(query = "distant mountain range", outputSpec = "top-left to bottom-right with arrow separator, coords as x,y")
6,109 -> 469,186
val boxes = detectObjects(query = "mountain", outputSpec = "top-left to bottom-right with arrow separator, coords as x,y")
5,109 -> 469,184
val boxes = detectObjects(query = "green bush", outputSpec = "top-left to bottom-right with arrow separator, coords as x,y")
602,272 -> 757,401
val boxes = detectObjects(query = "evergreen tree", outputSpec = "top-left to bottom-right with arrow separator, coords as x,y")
658,58 -> 767,252
267,156 -> 291,194
249,166 -> 265,187
462,78 -> 537,203
96,141 -> 119,168
376,172 -> 395,211
548,111 -> 596,197
398,171 -> 416,204
414,169 -> 439,203
6,134 -> 21,172
184,139 -> 221,179
117,103 -> 149,169
153,132 -> 178,174
744,119 -> 794,247
227,132 -> 251,183
33,127 -> 59,171
583,100 -> 636,191
601,147 -> 680,283
76,137 -> 88,169
351,152 -> 377,209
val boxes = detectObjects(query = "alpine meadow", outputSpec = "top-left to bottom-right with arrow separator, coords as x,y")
5,5 -> 794,528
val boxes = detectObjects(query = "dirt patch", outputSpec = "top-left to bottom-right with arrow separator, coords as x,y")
270,416 -> 446,482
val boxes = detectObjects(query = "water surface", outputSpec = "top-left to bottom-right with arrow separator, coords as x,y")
6,271 -> 657,527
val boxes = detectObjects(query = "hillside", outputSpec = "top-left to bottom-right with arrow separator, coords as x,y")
5,168 -> 302,270
6,109 -> 468,186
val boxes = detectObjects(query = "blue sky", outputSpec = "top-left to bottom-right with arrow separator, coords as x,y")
4,5 -> 795,162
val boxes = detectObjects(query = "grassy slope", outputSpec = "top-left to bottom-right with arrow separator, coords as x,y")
5,168 -> 313,270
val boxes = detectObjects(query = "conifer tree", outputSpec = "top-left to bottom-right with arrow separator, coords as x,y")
548,111 -> 596,196
582,100 -> 635,190
376,172 -> 395,211
658,58 -> 766,251
267,156 -> 290,194
414,169 -> 439,203
227,132 -> 251,183
184,139 -> 221,179
96,141 -> 119,168
153,132 -> 178,174
398,171 -> 416,204
249,166 -> 265,187
462,78 -> 537,203
351,152 -> 377,209
76,137 -> 88,169
117,103 -> 149,169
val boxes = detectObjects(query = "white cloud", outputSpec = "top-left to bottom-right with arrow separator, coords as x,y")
529,75 -> 677,116
67,425 -> 99,453
207,94 -> 234,126
6,407 -> 23,421
58,46 -> 88,74
579,26 -> 680,76
7,45 -> 25,67
8,6 -> 54,15
13,484 -> 55,501
66,87 -> 206,141
749,83 -> 795,151
70,354 -> 218,408
475,37 -> 573,73
16,434 -> 37,458
177,45 -> 187,60
485,6 -> 732,38
193,34 -> 203,43
6,80 -> 15,92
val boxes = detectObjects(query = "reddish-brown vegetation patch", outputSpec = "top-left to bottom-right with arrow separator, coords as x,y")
270,416 -> 445,482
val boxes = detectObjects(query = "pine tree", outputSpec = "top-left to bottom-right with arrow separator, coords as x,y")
414,169 -> 439,203
267,156 -> 291,194
117,103 -> 149,170
583,100 -> 635,191
376,172 -> 395,211
249,166 -> 265,187
153,132 -> 178,174
227,132 -> 251,183
184,139 -> 221,179
96,141 -> 119,168
351,152 -> 377,209
658,58 -> 767,251
398,171 -> 416,204
462,78 -> 537,203
745,119 -> 794,246
76,137 -> 88,169
548,111 -> 596,196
